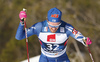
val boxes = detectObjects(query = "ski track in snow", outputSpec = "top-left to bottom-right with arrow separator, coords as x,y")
21,55 -> 40,62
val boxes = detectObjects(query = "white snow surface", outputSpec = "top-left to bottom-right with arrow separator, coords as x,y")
21,55 -> 40,62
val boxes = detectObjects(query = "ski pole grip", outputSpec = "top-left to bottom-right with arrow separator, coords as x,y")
23,8 -> 27,12
22,8 -> 27,21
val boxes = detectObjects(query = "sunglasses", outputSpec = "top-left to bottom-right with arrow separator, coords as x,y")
47,22 -> 61,28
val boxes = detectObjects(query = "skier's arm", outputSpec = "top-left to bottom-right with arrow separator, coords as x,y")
15,10 -> 42,40
15,22 -> 42,40
66,24 -> 92,46
70,28 -> 86,46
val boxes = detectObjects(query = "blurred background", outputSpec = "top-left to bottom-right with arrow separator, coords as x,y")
0,0 -> 100,62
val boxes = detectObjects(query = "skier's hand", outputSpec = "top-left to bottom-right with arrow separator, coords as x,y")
19,11 -> 27,24
86,37 -> 92,45
83,37 -> 92,46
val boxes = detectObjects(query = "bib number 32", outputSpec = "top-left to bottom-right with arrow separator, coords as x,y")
47,44 -> 59,51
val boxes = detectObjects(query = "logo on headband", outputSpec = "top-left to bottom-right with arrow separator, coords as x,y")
52,19 -> 56,22
51,14 -> 59,18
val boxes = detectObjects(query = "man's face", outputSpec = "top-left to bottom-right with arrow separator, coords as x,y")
47,21 -> 61,33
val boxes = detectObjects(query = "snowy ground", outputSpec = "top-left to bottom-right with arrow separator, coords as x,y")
21,55 -> 40,62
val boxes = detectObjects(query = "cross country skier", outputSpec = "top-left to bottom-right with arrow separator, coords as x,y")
15,7 -> 92,62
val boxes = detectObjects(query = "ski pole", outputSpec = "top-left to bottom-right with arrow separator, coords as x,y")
84,38 -> 94,62
23,8 -> 30,62
86,45 -> 94,62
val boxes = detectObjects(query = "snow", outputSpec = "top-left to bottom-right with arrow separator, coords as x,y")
21,55 -> 40,62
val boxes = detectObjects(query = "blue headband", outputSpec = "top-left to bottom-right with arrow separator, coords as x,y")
47,7 -> 62,22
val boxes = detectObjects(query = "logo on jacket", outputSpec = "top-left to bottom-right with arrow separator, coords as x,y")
47,34 -> 56,42
60,27 -> 64,32
72,28 -> 78,35
44,27 -> 48,32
